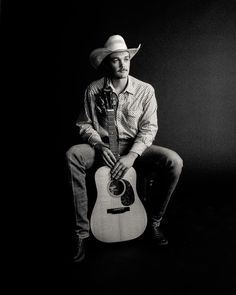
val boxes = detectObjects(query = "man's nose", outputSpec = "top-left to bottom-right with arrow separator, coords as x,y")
120,60 -> 126,68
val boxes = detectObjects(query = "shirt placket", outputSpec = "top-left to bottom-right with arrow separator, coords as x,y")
116,92 -> 126,139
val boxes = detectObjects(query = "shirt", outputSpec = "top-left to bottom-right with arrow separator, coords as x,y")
76,75 -> 158,156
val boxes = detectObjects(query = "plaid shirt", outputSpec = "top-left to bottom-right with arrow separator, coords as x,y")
76,75 -> 158,156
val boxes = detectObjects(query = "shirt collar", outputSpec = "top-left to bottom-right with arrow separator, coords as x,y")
106,76 -> 135,95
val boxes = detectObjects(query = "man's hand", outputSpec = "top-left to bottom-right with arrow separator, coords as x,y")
94,142 -> 116,168
111,152 -> 138,180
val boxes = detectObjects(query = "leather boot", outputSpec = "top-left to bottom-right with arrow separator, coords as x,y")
150,222 -> 168,246
73,237 -> 85,263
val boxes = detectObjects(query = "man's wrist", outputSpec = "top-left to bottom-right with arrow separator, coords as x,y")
128,151 -> 139,160
93,141 -> 107,150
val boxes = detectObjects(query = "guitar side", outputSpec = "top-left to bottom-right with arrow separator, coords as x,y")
90,166 -> 147,243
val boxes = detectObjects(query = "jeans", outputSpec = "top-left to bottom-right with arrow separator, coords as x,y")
66,142 -> 183,239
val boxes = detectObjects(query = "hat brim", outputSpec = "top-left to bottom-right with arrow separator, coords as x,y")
89,44 -> 141,69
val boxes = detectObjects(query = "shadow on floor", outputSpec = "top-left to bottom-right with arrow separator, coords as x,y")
47,169 -> 236,294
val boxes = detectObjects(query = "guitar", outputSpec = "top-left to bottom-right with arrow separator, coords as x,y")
90,86 -> 147,243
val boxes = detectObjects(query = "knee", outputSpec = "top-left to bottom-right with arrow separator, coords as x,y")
168,151 -> 183,174
65,145 -> 82,163
66,146 -> 75,160
65,144 -> 94,169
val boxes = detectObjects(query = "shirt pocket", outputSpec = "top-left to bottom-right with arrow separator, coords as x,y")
124,108 -> 143,130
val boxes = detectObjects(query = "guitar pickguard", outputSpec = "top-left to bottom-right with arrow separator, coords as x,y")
121,179 -> 134,206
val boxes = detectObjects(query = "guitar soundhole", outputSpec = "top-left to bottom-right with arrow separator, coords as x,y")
108,180 -> 125,197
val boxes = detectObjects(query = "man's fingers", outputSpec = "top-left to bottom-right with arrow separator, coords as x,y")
114,169 -> 126,180
112,165 -> 127,180
102,155 -> 113,168
111,162 -> 122,175
107,151 -> 117,163
102,149 -> 116,165
103,151 -> 116,167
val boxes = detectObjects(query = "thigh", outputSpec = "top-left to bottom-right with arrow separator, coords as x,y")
134,145 -> 180,173
136,145 -> 173,163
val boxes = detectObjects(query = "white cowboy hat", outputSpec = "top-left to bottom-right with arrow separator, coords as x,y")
89,35 -> 141,69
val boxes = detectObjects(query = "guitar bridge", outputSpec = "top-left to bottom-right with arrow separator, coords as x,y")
107,207 -> 130,214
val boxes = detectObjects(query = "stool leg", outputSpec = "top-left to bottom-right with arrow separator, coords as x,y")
142,177 -> 155,202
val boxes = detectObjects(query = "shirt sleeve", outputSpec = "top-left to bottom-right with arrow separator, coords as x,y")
76,88 -> 103,147
130,86 -> 158,156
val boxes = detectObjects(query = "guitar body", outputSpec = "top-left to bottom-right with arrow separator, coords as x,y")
91,166 -> 147,243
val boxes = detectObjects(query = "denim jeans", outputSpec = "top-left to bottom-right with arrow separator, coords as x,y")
66,142 -> 183,239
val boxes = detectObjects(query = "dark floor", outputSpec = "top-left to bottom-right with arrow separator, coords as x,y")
45,169 -> 236,294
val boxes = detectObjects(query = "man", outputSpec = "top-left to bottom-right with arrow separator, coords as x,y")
66,35 -> 183,263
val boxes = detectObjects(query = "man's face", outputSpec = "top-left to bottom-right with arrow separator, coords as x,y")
108,51 -> 130,79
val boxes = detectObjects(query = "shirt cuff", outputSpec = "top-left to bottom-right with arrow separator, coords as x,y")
129,142 -> 148,156
88,134 -> 103,147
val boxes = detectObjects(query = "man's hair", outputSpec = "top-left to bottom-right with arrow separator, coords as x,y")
98,55 -> 112,77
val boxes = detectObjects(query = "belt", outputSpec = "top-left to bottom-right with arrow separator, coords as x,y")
102,137 -> 134,144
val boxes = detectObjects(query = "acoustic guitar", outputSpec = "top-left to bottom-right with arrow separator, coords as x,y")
90,86 -> 147,243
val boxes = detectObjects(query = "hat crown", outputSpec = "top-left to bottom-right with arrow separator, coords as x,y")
104,35 -> 128,51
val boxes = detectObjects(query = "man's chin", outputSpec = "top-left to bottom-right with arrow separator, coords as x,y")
116,73 -> 128,79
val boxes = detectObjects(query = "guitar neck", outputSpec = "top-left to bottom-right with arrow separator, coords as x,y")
107,109 -> 119,160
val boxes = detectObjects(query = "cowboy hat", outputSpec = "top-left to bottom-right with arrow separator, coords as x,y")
89,35 -> 141,69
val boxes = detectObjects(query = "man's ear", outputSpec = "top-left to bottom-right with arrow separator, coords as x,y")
99,59 -> 110,76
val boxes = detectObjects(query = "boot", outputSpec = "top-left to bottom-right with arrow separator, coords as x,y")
73,237 -> 85,263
